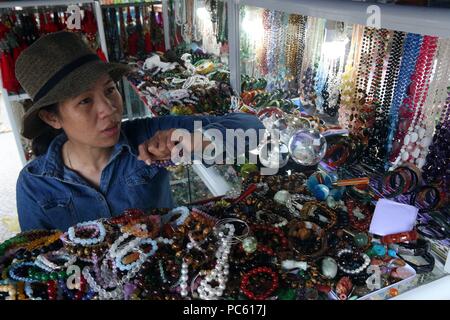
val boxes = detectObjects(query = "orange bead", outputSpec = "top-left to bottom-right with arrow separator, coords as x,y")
389,288 -> 399,297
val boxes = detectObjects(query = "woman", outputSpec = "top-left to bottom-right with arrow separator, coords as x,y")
15,31 -> 264,231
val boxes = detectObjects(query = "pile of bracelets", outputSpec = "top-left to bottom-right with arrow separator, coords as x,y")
1,166 -> 445,301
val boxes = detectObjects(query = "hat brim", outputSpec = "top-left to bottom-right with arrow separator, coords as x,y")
22,60 -> 133,139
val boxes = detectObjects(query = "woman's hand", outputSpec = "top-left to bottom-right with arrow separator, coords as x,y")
138,129 -> 178,165
138,129 -> 210,165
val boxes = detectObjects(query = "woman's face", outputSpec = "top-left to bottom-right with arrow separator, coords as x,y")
42,74 -> 124,148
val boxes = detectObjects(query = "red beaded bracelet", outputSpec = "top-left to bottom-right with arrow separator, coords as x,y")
250,224 -> 289,250
110,209 -> 145,225
240,267 -> 279,300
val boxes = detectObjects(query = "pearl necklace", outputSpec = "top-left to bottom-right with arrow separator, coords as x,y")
196,223 -> 234,300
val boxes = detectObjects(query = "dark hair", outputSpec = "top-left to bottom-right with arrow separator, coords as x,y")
31,104 -> 63,156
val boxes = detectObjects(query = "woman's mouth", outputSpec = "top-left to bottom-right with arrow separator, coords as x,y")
102,123 -> 120,137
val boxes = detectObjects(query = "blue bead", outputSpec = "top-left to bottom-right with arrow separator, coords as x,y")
388,249 -> 397,258
329,187 -> 345,201
307,172 -> 333,192
372,244 -> 387,256
313,184 -> 330,201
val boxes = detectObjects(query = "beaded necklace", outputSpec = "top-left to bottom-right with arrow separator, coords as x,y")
299,17 -> 324,112
422,88 -> 450,190
407,38 -> 450,168
385,33 -> 423,163
338,24 -> 364,129
258,9 -> 271,76
391,36 -> 438,164
285,14 -> 302,80
350,27 -> 377,133
363,29 -> 399,163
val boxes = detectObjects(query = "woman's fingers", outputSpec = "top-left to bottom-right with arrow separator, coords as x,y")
138,143 -> 153,165
138,129 -> 190,165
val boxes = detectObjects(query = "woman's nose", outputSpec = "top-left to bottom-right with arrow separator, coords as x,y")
96,95 -> 117,118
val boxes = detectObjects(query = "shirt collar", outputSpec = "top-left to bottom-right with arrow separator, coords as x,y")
38,131 -> 134,178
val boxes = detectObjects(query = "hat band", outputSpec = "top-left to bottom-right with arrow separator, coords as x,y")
33,54 -> 101,102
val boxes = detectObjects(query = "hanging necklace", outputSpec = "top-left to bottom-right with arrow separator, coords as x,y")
391,35 -> 438,164
338,24 -> 364,129
385,33 -> 423,163
408,38 -> 450,168
422,88 -> 450,190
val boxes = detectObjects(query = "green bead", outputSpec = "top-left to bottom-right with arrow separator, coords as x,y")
240,164 -> 258,178
278,288 -> 297,300
50,273 -> 58,280
354,232 -> 369,248
242,236 -> 258,254
58,271 -> 66,279
40,274 -> 49,282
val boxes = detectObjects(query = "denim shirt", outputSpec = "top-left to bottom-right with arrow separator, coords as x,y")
17,113 -> 264,231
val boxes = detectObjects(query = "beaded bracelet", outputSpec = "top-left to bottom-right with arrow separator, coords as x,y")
161,206 -> 190,227
251,224 -> 289,252
240,267 -> 279,300
67,221 -> 106,246
336,249 -> 371,275
324,143 -> 351,168
287,220 -> 328,260
300,201 -> 337,231
115,239 -> 158,271
255,211 -> 288,228
8,262 -> 39,283
110,209 -> 146,226
35,250 -> 76,271
24,232 -> 63,252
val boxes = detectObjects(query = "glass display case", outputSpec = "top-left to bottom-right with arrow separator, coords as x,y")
233,0 -> 450,299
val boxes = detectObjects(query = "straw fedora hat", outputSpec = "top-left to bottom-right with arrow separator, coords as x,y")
15,31 -> 132,139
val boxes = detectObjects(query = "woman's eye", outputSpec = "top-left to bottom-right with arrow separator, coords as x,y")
79,97 -> 92,105
106,86 -> 116,95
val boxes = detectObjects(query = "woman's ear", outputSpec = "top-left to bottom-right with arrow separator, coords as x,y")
38,109 -> 63,130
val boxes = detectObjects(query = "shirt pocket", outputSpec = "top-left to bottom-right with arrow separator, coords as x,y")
38,197 -> 78,231
124,165 -> 159,186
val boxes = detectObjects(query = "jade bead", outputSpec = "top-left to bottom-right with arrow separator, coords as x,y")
50,273 -> 58,280
58,271 -> 66,279
354,233 -> 369,248
41,274 -> 49,282
242,236 -> 258,254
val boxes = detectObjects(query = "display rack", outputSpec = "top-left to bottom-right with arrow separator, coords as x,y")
226,0 -> 450,93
